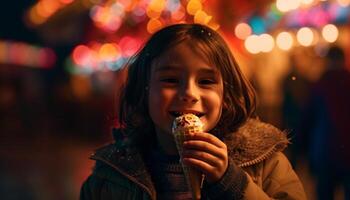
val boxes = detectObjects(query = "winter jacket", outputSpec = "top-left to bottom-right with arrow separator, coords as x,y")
80,119 -> 307,200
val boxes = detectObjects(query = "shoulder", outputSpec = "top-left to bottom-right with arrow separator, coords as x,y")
242,152 -> 307,199
226,118 -> 290,167
261,152 -> 294,178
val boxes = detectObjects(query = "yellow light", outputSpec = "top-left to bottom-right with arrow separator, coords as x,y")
235,23 -> 252,40
322,24 -> 339,43
276,0 -> 290,12
146,6 -> 161,18
337,0 -> 350,7
259,34 -> 275,52
149,0 -> 166,13
276,0 -> 301,12
297,27 -> 314,46
187,0 -> 202,15
289,0 -> 301,10
147,18 -> 162,33
99,43 -> 120,61
29,8 -> 46,25
245,35 -> 260,54
207,21 -> 220,31
194,10 -> 211,25
300,0 -> 314,5
276,32 -> 293,50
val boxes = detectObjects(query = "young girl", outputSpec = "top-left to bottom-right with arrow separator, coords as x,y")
80,24 -> 307,200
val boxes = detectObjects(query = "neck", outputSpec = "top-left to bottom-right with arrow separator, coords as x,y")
155,129 -> 178,155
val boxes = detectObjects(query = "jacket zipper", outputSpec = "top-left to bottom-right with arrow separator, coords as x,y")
238,145 -> 277,167
92,155 -> 156,200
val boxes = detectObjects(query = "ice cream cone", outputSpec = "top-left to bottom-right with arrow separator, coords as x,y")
172,114 -> 204,200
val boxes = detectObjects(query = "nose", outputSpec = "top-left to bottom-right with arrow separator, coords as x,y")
178,80 -> 199,103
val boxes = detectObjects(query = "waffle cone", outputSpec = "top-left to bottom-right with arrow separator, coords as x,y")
172,114 -> 204,200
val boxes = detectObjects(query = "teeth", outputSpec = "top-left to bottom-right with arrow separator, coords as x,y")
172,111 -> 201,117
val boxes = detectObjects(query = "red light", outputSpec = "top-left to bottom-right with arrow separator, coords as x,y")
72,45 -> 90,66
119,36 -> 141,57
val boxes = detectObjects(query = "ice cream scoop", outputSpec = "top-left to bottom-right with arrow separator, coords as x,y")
172,113 -> 204,200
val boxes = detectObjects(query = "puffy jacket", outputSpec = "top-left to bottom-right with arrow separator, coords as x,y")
80,119 -> 307,200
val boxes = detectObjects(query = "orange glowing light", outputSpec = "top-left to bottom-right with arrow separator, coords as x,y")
147,18 -> 162,33
146,7 -> 161,19
187,0 -> 202,15
194,10 -> 211,25
149,0 -> 166,13
59,0 -> 74,4
29,8 -> 46,25
99,43 -> 120,61
207,21 -> 220,31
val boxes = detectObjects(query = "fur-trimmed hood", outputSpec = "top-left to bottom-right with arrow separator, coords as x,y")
227,118 -> 289,167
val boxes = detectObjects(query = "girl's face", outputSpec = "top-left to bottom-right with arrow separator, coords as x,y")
148,41 -> 224,139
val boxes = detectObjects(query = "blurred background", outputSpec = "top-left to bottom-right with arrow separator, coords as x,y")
0,0 -> 349,199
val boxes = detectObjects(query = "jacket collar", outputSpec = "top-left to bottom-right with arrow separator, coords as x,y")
90,118 -> 289,199
226,118 -> 289,167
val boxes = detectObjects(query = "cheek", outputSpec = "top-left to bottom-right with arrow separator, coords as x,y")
148,87 -> 174,115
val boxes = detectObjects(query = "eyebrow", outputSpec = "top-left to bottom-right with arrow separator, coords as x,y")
154,65 -> 182,72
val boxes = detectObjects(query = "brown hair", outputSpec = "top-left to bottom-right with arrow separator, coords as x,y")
118,24 -> 256,149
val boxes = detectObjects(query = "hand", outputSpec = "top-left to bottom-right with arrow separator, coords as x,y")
182,132 -> 228,183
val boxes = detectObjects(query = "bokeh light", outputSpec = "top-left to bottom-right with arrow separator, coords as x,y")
297,27 -> 314,46
259,34 -> 275,52
147,18 -> 163,33
245,35 -> 260,54
99,43 -> 120,61
337,0 -> 350,7
276,32 -> 294,50
186,0 -> 202,15
300,0 -> 314,5
119,36 -> 142,57
276,0 -> 291,12
194,10 -> 212,25
322,24 -> 339,42
235,23 -> 252,40
73,45 -> 91,66
171,5 -> 186,21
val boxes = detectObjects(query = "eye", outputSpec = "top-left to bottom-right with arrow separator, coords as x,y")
160,78 -> 179,83
199,79 -> 217,85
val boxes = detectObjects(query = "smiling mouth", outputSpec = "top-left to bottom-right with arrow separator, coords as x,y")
169,111 -> 205,118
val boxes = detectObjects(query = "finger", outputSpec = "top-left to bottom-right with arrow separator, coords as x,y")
182,149 -> 219,167
183,140 -> 227,160
182,157 -> 214,175
186,132 -> 227,149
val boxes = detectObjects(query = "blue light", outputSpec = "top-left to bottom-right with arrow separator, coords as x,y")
249,16 -> 266,34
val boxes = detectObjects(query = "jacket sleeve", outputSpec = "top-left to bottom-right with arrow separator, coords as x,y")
202,159 -> 248,199
203,152 -> 307,200
243,152 -> 307,200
